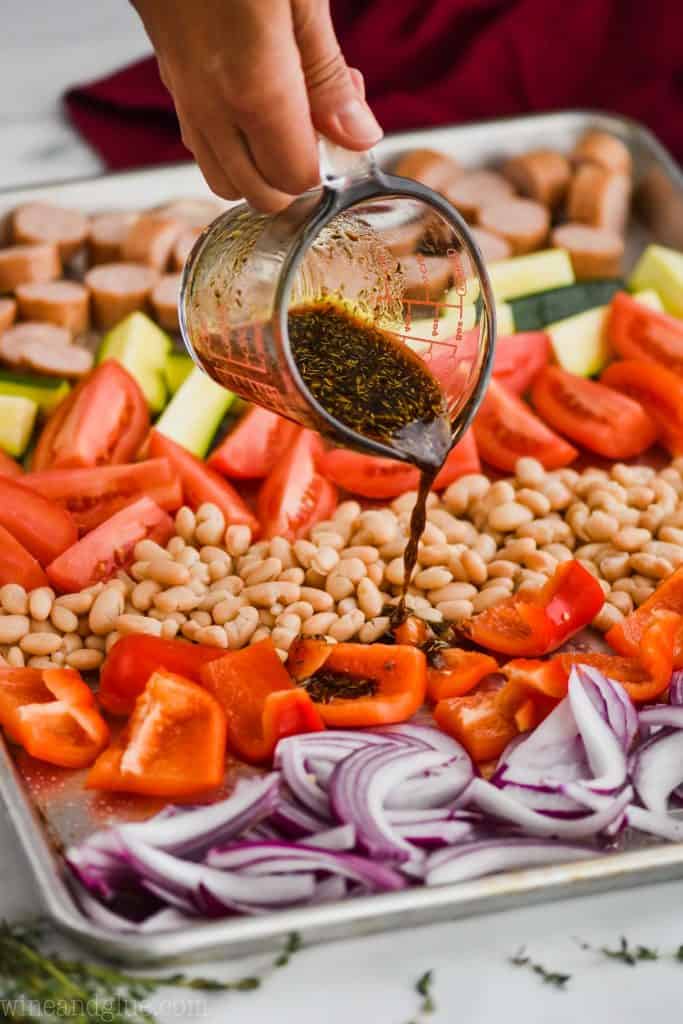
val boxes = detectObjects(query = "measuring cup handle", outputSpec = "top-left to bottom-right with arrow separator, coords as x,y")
318,135 -> 377,189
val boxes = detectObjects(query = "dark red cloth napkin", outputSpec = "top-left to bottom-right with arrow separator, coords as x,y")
64,0 -> 683,171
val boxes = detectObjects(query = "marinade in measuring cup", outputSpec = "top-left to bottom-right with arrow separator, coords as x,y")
288,300 -> 453,613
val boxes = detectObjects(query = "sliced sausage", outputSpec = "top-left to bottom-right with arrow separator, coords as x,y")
150,273 -> 181,331
477,197 -> 550,255
0,323 -> 93,377
392,148 -> 463,191
15,281 -> 90,335
172,226 -> 202,271
0,298 -> 17,332
571,130 -> 632,175
121,214 -> 184,271
84,262 -> 158,329
444,171 -> 515,222
502,149 -> 571,208
550,223 -> 625,280
470,227 -> 512,263
157,198 -> 225,227
400,256 -> 453,302
12,203 -> 89,261
89,212 -> 140,264
0,244 -> 61,292
567,165 -> 631,234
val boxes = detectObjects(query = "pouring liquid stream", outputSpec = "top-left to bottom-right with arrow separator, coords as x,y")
288,300 -> 453,619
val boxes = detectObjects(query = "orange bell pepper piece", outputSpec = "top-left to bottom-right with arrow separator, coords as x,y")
287,639 -> 427,727
606,564 -> 683,665
434,680 -> 519,763
462,560 -> 605,656
87,670 -> 226,797
427,648 -> 499,702
393,616 -> 428,647
502,657 -> 570,700
200,639 -> 324,765
0,667 -> 109,768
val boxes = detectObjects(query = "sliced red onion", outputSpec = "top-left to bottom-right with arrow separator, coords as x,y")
568,667 -> 628,794
137,908 -> 198,933
626,804 -> 683,841
639,705 -> 683,730
630,727 -> 683,814
120,838 -> 316,913
492,784 -> 591,819
493,700 -> 589,789
270,792 -> 329,838
425,838 -> 596,886
309,875 -> 347,904
206,841 -> 407,892
384,759 -> 473,811
303,824 -> 356,850
387,808 -> 456,824
467,777 -> 632,838
669,670 -> 683,706
395,819 -> 480,848
373,723 -> 471,758
116,773 -> 280,859
330,745 -> 449,865
576,665 -> 638,752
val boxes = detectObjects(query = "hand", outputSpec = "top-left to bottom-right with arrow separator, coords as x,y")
131,0 -> 383,211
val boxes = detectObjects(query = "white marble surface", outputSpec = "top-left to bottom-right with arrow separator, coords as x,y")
3,2 -> 683,1020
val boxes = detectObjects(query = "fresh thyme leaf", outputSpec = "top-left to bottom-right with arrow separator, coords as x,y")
600,937 -> 658,966
415,969 -> 435,1014
274,932 -> 302,968
676,945 -> 683,962
509,947 -> 569,989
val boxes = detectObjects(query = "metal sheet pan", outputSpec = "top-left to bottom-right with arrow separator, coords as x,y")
1,110 -> 682,965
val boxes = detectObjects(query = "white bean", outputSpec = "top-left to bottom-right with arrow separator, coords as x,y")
89,586 -> 125,635
28,587 -> 54,622
0,616 -> 30,644
0,584 -> 27,615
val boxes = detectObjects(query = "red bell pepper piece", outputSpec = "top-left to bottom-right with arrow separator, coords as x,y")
393,616 -> 428,647
433,679 -> 519,763
606,564 -> 683,664
98,634 -> 227,716
87,670 -> 227,797
462,560 -> 605,656
286,638 -> 427,727
427,648 -> 499,702
0,667 -> 109,768
199,639 -> 324,765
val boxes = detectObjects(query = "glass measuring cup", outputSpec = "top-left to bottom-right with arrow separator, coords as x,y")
179,142 -> 496,464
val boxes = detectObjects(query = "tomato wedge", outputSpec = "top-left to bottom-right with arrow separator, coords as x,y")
530,365 -> 657,459
462,560 -> 605,656
148,429 -> 259,534
32,361 -> 149,470
493,332 -> 551,394
99,634 -> 227,715
601,359 -> 683,455
0,524 -> 48,590
0,667 -> 109,768
257,429 -> 337,539
208,406 -> 299,479
87,670 -> 227,798
23,458 -> 183,534
46,496 -> 173,592
0,450 -> 23,478
0,477 -> 77,565
608,291 -> 683,374
317,429 -> 479,499
473,378 -> 577,472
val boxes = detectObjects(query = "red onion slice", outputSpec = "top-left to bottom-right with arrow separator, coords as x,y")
670,670 -> 683,706
627,804 -> 683,841
631,727 -> 683,814
568,667 -> 628,794
639,706 -> 683,730
425,838 -> 596,885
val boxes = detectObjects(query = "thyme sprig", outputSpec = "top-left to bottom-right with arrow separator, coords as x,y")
509,947 -> 571,989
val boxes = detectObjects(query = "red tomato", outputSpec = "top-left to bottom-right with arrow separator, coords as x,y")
492,332 -> 551,394
148,429 -> 259,534
0,450 -> 23,478
317,429 -> 479,499
257,429 -> 337,539
601,359 -> 683,455
0,524 -> 48,590
473,378 -> 578,471
32,361 -> 149,471
208,406 -> 299,479
0,477 -> 77,565
23,458 -> 183,534
46,496 -> 173,592
607,291 -> 683,374
530,365 -> 657,459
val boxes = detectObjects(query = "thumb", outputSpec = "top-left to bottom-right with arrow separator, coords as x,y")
293,1 -> 382,150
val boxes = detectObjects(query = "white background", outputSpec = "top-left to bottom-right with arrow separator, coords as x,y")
2,2 -> 683,1020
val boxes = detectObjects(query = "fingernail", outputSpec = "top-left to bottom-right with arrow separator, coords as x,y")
332,99 -> 383,144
